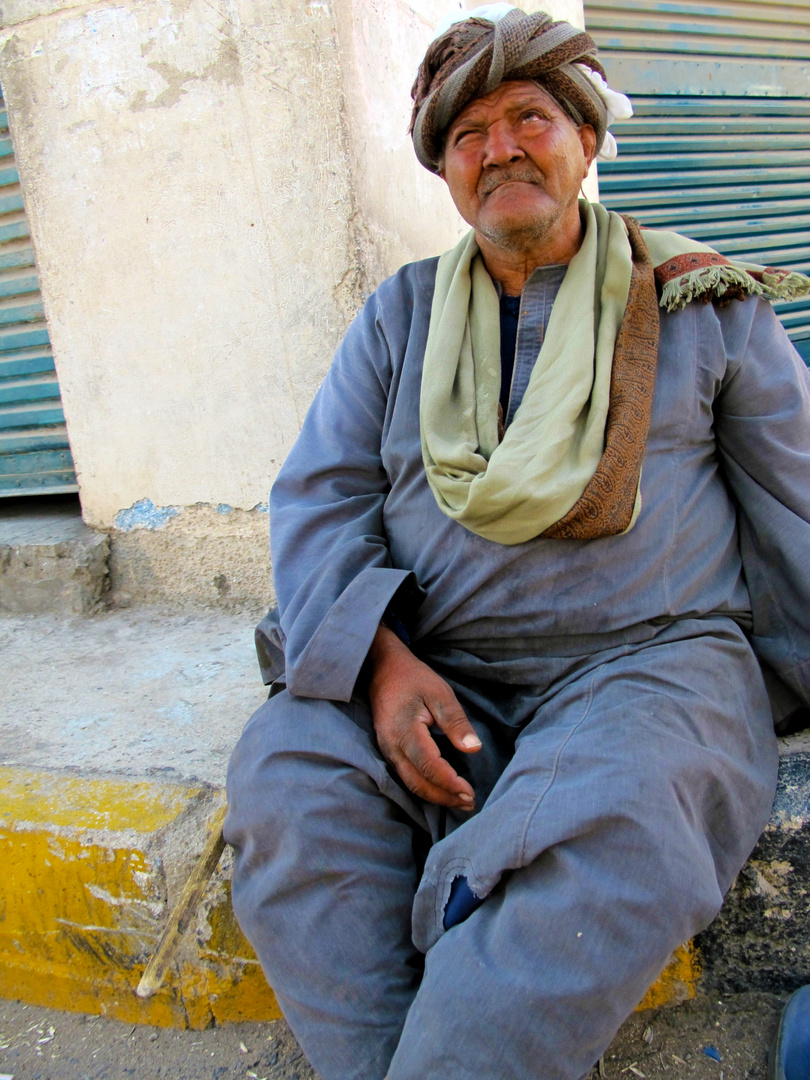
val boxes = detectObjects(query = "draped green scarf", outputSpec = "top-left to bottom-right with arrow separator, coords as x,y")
420,200 -> 810,545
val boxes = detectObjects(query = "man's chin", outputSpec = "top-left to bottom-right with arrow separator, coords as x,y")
476,214 -> 559,254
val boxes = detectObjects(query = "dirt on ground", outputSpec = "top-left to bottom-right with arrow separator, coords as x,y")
0,991 -> 786,1080
0,1006 -> 317,1080
592,992 -> 784,1080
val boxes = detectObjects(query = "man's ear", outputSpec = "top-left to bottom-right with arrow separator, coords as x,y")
579,124 -> 597,173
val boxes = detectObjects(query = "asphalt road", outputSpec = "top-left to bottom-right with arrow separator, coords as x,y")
0,991 -> 785,1080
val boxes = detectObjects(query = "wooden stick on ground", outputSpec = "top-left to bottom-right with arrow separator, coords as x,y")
136,802 -> 228,999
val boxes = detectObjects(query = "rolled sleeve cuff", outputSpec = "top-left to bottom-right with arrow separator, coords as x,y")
286,567 -> 424,702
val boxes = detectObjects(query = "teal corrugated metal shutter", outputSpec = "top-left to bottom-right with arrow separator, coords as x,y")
584,0 -> 810,363
0,87 -> 78,496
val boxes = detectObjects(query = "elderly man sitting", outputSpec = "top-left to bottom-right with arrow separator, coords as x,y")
225,7 -> 810,1080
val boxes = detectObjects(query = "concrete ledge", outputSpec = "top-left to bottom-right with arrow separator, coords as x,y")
2,745 -> 807,1028
696,747 -> 810,996
0,762 -> 710,1026
0,497 -> 273,617
637,944 -> 699,1011
0,766 -> 280,1029
0,498 -> 108,615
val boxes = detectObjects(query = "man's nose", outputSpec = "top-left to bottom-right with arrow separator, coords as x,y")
482,122 -> 525,167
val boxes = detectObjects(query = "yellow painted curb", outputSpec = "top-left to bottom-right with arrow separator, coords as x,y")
637,942 -> 700,1011
0,766 -> 697,1027
0,766 -> 281,1029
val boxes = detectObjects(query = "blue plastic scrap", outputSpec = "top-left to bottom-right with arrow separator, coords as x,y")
703,1046 -> 723,1063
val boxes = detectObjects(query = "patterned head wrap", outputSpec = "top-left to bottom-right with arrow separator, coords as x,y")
410,6 -> 617,174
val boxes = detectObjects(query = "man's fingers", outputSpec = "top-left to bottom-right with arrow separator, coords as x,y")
399,723 -> 475,802
429,686 -> 482,754
391,752 -> 475,810
367,634 -> 480,806
379,720 -> 475,806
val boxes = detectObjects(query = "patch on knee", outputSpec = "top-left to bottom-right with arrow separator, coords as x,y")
443,874 -> 485,930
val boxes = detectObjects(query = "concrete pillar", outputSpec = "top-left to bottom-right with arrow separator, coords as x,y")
0,0 -> 362,528
0,0 -> 585,608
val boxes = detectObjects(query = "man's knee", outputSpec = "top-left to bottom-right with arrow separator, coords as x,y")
225,689 -> 381,846
225,692 -> 370,936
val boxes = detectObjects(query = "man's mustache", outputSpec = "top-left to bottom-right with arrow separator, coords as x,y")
479,167 -> 545,196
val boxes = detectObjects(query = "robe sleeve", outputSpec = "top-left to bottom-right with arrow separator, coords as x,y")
269,287 -> 424,702
714,298 -> 810,707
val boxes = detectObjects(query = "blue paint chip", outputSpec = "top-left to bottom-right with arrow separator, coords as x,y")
703,1046 -> 722,1062
216,503 -> 234,514
114,498 -> 181,532
253,502 -> 270,514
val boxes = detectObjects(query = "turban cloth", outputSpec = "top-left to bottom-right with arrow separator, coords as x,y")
410,8 -> 608,174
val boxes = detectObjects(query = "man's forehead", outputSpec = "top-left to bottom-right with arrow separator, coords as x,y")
449,81 -> 567,127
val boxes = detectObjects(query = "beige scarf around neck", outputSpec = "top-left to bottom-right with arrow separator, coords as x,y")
420,201 -> 649,544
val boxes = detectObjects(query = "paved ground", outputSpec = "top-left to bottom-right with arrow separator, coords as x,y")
0,610 -> 267,785
0,991 -> 786,1080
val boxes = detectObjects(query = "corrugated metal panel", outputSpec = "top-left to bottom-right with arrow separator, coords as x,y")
0,90 -> 78,496
585,0 -> 810,362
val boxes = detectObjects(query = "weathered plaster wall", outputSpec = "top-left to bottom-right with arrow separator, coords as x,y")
109,501 -> 273,614
0,0 -> 360,528
0,0 -> 585,607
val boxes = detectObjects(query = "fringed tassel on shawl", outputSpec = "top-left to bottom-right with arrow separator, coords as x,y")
658,264 -> 810,314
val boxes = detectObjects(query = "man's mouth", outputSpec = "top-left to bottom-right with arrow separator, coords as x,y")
479,170 -> 544,197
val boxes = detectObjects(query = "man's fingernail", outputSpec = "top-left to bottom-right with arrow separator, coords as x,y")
462,734 -> 482,749
458,792 -> 474,804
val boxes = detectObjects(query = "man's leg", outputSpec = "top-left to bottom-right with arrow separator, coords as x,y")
225,689 -> 428,1080
388,620 -> 779,1080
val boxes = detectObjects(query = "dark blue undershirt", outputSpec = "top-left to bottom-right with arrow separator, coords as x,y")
499,293 -> 521,417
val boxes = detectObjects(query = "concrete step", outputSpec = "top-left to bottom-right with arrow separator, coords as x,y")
0,495 -> 107,615
0,765 -> 278,1029
1,607 -> 271,1027
1,605 -> 809,1029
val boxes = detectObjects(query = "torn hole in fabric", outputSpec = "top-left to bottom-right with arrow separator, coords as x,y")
443,874 -> 485,930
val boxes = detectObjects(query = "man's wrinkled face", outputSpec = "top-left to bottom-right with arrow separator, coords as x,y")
440,80 -> 596,256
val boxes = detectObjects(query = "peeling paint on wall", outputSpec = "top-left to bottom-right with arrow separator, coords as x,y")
114,499 -> 181,532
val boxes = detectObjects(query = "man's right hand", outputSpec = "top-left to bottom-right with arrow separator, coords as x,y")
366,624 -> 481,809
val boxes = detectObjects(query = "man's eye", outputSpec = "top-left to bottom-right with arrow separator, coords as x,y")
453,129 -> 479,145
521,111 -> 545,123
